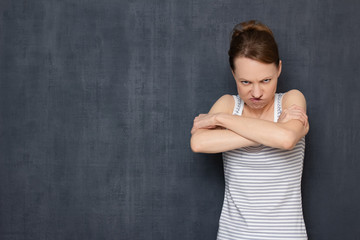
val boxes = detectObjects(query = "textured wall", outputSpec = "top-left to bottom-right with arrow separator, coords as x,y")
1,0 -> 359,239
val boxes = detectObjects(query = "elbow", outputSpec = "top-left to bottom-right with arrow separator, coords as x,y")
280,124 -> 309,150
190,135 -> 202,153
279,130 -> 298,150
191,133 -> 210,153
282,140 -> 296,151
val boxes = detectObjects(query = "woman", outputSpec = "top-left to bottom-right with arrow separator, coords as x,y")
190,20 -> 309,240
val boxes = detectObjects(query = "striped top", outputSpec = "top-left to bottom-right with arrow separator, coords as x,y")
217,93 -> 307,240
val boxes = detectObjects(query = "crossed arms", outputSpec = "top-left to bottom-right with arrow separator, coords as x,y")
190,90 -> 309,153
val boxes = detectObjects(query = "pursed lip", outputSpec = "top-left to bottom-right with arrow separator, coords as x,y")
250,98 -> 262,102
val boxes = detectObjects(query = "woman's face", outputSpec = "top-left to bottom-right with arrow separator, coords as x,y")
232,57 -> 282,110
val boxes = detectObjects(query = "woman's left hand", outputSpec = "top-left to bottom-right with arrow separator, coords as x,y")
278,104 -> 308,128
191,113 -> 223,134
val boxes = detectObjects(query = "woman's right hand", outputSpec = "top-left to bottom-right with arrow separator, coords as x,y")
278,104 -> 308,127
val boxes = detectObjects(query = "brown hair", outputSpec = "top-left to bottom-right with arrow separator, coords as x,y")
228,20 -> 280,71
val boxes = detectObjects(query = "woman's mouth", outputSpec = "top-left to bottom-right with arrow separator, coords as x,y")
250,98 -> 262,102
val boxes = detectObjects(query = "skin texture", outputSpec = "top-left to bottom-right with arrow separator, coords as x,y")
190,57 -> 309,153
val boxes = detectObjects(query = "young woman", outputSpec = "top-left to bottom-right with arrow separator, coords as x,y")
191,20 -> 309,239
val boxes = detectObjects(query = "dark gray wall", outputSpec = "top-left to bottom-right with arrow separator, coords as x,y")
1,0 -> 359,239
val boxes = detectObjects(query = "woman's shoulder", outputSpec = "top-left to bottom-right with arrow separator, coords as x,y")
208,94 -> 235,114
281,89 -> 307,110
283,89 -> 305,97
218,94 -> 236,103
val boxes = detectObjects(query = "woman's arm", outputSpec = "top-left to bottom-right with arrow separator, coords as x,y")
192,90 -> 309,151
191,128 -> 259,153
190,95 -> 259,153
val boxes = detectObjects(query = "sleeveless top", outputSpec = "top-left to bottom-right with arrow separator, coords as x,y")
217,93 -> 307,240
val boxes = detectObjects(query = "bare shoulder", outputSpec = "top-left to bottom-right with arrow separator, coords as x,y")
208,94 -> 235,114
282,89 -> 307,111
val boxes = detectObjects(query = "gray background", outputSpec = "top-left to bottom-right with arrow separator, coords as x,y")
1,0 -> 359,239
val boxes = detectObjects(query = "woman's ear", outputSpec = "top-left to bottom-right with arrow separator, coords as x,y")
277,60 -> 282,77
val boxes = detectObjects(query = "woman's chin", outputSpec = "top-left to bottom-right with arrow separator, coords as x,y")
246,102 -> 267,110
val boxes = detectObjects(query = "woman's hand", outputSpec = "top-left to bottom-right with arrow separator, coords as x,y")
278,104 -> 308,127
191,113 -> 225,134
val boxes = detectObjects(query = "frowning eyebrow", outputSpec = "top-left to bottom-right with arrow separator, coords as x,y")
238,76 -> 273,81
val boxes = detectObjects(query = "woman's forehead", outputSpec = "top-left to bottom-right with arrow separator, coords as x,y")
233,57 -> 278,80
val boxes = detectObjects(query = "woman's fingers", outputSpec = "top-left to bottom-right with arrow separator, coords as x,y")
192,113 -> 222,134
285,113 -> 305,125
289,104 -> 306,114
279,107 -> 308,126
192,113 -> 215,132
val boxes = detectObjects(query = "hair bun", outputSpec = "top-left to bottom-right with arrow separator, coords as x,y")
231,20 -> 274,40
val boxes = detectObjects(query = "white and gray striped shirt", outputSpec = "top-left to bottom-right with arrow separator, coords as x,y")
217,93 -> 307,240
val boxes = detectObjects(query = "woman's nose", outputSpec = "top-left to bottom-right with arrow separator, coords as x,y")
251,85 -> 262,98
